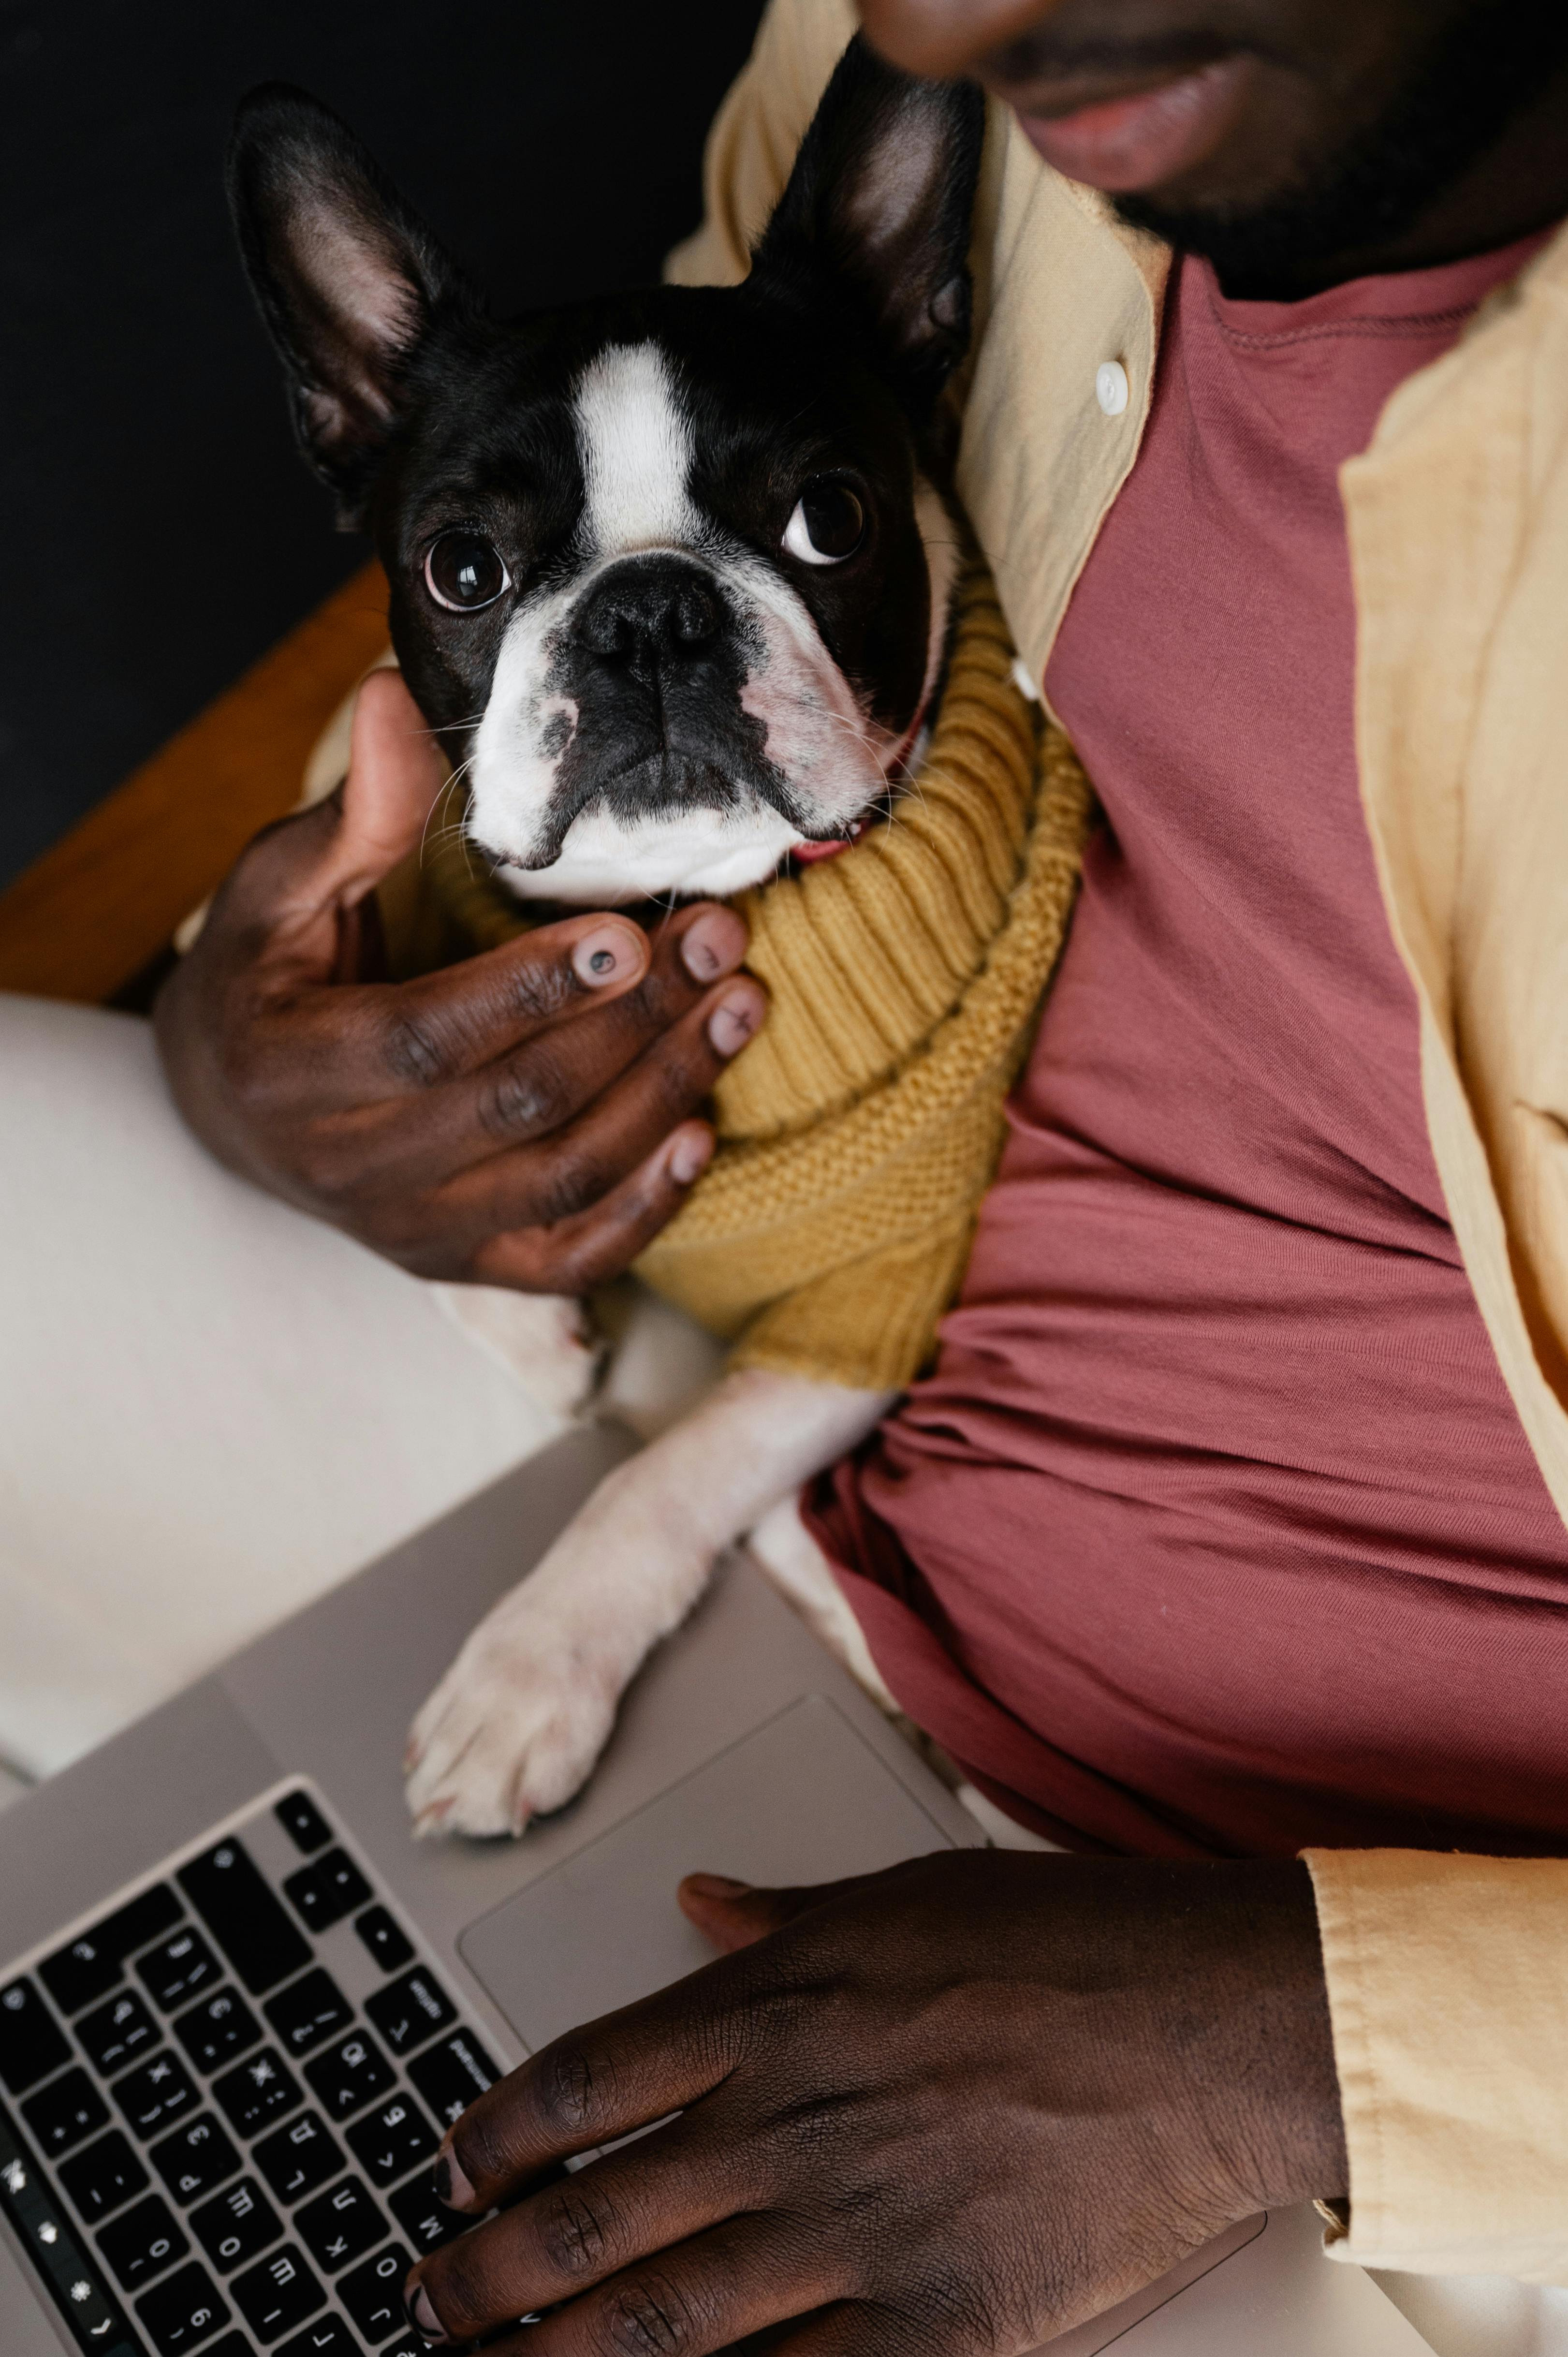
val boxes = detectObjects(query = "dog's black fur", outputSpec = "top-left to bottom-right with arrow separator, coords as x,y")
228,40 -> 985,892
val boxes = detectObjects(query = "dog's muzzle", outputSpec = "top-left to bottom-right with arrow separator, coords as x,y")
505,554 -> 805,870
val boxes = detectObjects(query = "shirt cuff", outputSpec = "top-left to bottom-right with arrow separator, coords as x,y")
1304,1847 -> 1568,2283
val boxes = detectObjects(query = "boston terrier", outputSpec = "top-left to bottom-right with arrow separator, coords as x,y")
229,37 -> 986,1837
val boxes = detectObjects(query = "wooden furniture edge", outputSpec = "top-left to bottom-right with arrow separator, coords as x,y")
0,558 -> 390,1006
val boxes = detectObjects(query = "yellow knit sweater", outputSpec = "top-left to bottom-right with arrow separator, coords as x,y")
406,564 -> 1093,1390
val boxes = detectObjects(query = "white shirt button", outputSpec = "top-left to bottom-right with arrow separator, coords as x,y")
1095,360 -> 1130,416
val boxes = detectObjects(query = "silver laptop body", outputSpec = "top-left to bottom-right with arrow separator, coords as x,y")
0,1423 -> 1430,2357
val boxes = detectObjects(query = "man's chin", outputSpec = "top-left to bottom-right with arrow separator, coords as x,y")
1065,3 -> 1568,300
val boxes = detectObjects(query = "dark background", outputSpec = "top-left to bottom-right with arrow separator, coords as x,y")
0,0 -> 765,891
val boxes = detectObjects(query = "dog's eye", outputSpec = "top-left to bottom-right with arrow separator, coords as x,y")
782,481 -> 865,566
425,530 -> 510,612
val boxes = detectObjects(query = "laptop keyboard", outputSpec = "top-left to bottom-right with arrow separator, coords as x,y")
0,1783 -> 510,2357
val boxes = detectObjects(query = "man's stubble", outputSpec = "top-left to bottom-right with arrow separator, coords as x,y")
1115,1 -> 1568,292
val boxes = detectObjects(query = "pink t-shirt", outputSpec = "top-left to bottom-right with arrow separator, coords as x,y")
807,231 -> 1568,1860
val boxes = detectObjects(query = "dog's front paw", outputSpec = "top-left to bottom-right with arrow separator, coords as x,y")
427,1285 -> 601,1417
403,1599 -> 623,1839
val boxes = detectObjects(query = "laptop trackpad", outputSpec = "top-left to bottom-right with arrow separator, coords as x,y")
460,1694 -> 956,2052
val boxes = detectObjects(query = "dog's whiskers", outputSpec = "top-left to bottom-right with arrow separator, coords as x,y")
408,709 -> 491,738
418,762 -> 478,871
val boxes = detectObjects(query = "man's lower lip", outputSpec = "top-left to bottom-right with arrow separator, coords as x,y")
1021,57 -> 1251,194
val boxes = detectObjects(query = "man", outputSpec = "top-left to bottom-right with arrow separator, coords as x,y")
376,3 -> 1568,2348
7,0 -> 1567,2349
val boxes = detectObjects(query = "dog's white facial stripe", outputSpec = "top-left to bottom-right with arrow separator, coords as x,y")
573,343 -> 701,557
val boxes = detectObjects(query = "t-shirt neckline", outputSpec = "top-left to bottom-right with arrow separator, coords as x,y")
1199,221 -> 1561,349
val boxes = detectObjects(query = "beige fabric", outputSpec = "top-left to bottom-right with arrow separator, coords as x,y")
1307,1853 -> 1568,2283
674,0 -> 1568,2288
0,994 -> 570,1779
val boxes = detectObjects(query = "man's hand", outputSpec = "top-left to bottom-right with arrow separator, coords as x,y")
154,671 -> 766,1290
403,1852 -> 1348,2356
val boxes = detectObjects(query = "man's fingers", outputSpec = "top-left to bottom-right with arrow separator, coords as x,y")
264,897 -> 748,1134
679,1873 -> 889,1955
441,975 -> 765,1239
335,668 -> 451,900
201,669 -> 446,970
469,1123 -> 714,1291
410,2211 -> 841,2357
431,1960 -> 769,2212
679,1877 -> 820,1953
355,912 -> 653,1093
330,898 -> 750,1105
406,2116 -> 779,2341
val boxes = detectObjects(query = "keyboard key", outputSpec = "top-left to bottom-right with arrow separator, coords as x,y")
353,1909 -> 413,1974
206,2338 -> 264,2357
387,2173 -> 465,2256
283,1851 -> 372,1936
78,1988 -> 159,2077
180,1841 -> 312,1999
138,1929 -> 221,2013
232,2242 -> 326,2343
113,2050 -> 199,2138
337,2243 -> 413,2344
176,1989 -> 263,2074
275,1794 -> 334,1856
0,1977 -> 72,2094
303,2031 -> 395,2121
38,1943 -> 121,2022
295,2175 -> 384,2273
59,2127 -> 149,2223
135,2257 -> 231,2353
40,1884 -> 183,2015
22,2064 -> 109,2156
365,1968 -> 456,2060
264,1970 -> 354,2060
98,2189 -> 190,2289
214,2048 -> 303,2139
407,2030 -> 501,2131
253,2111 -> 343,2206
191,2175 -> 285,2274
345,2093 -> 439,2188
0,2096 -> 135,2351
151,2113 -> 243,2205
279,2317 -> 359,2357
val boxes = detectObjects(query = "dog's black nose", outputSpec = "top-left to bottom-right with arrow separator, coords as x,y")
576,558 -> 722,677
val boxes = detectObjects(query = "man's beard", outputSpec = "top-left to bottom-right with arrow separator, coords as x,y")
1115,2 -> 1568,295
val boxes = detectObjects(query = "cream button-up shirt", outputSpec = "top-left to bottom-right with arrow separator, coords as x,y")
669,0 -> 1568,2286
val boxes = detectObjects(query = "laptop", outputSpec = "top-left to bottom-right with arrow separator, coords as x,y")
0,1421 -> 1433,2357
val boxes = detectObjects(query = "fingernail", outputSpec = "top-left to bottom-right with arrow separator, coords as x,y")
404,2280 -> 448,2343
708,988 -> 761,1058
433,2142 -> 476,2210
683,1873 -> 750,1898
681,908 -> 746,982
668,1128 -> 713,1187
572,927 -> 635,987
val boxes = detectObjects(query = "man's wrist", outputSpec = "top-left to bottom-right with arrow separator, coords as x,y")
1184,1859 -> 1348,2213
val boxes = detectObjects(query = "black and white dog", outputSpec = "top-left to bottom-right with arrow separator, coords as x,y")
230,38 -> 985,1837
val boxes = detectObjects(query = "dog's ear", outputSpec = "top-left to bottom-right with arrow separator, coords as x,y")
227,85 -> 466,525
750,36 -> 986,419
